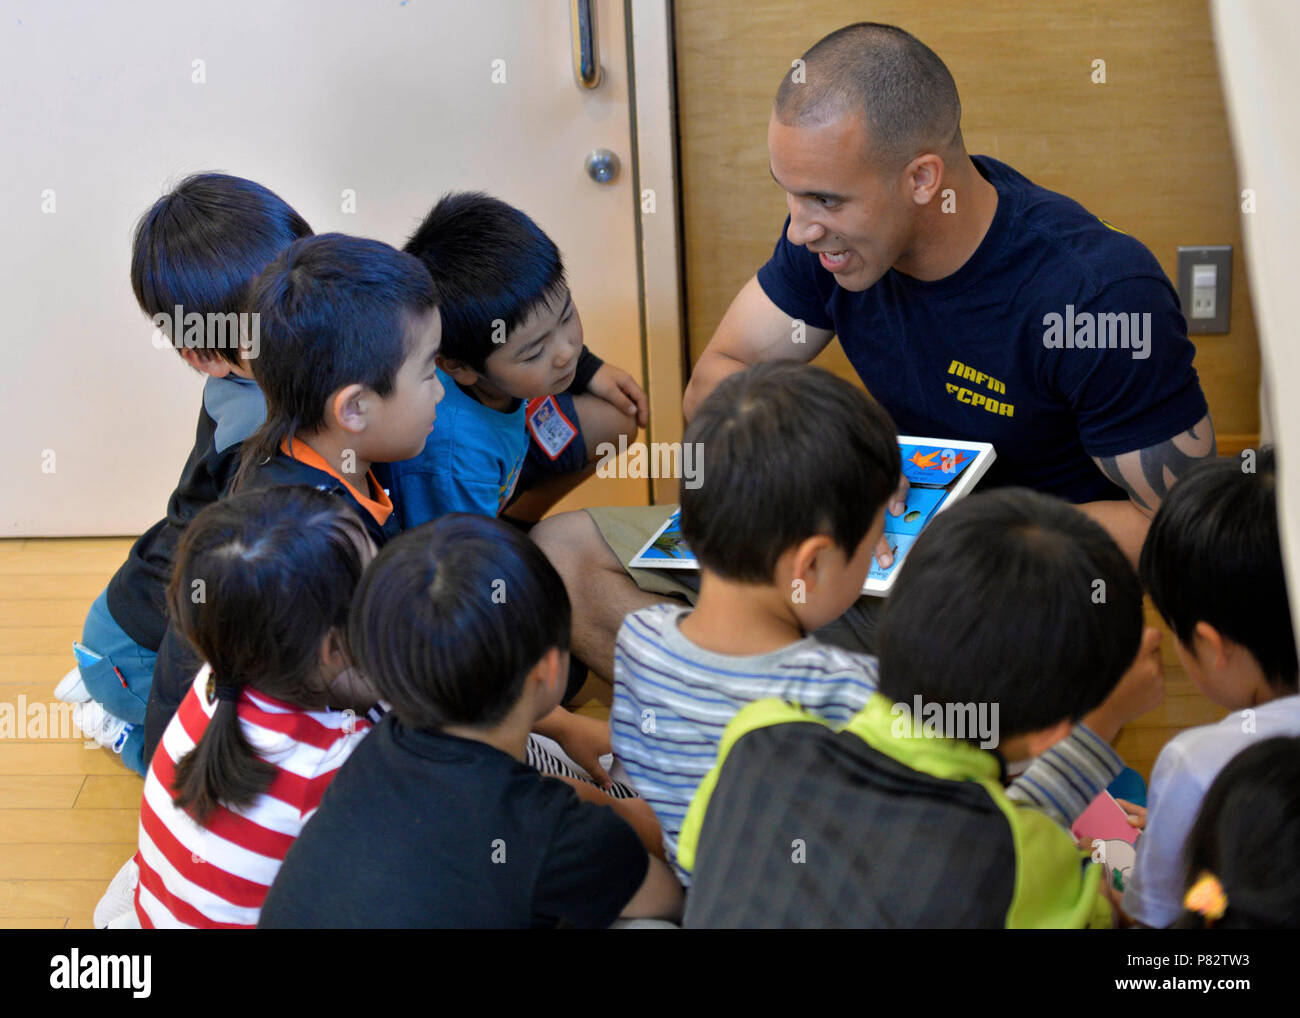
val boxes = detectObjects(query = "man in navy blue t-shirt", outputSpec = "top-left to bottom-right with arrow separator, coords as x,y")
533,21 -> 1215,675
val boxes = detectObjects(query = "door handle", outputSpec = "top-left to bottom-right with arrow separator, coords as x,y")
571,0 -> 602,89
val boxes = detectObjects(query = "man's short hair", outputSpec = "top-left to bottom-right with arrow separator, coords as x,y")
878,488 -> 1143,737
680,362 -> 901,584
1140,448 -> 1298,693
774,22 -> 963,166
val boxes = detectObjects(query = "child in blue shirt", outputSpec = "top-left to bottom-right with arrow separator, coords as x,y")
381,193 -> 647,772
381,191 -> 646,528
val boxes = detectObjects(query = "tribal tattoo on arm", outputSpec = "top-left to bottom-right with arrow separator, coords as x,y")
1092,414 -> 1218,515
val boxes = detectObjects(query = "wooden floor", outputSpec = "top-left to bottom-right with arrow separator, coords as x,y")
0,535 -> 1224,929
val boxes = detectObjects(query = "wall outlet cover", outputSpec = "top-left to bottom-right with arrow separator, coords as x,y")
1177,245 -> 1232,334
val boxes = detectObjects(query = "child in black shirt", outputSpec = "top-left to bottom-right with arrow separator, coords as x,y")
142,233 -> 442,759
260,514 -> 681,928
58,174 -> 311,777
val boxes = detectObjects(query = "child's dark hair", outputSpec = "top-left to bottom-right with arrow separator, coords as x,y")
1140,448 -> 1297,693
167,486 -> 371,824
878,488 -> 1143,737
403,191 -> 566,372
131,173 -> 312,367
348,514 -> 571,730
679,362 -> 901,583
1176,735 -> 1300,929
235,233 -> 437,487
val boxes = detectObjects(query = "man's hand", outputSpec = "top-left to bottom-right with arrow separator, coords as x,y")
1081,626 -> 1165,742
874,476 -> 910,569
586,363 -> 648,429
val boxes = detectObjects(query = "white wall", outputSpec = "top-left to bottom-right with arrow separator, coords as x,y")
0,0 -> 645,536
1213,0 -> 1300,654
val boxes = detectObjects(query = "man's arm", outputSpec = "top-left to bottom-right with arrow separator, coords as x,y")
682,275 -> 834,421
1080,414 -> 1217,565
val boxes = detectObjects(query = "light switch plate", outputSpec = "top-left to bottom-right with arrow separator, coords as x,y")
1177,245 -> 1232,334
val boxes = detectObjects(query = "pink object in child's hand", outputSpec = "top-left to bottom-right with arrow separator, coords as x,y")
1071,791 -> 1139,847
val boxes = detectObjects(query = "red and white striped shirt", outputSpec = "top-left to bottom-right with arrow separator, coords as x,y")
134,665 -> 372,929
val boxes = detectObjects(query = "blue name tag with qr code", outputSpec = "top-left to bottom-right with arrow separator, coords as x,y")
526,396 -> 578,460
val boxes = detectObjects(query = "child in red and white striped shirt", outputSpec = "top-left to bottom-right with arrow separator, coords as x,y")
131,486 -> 379,929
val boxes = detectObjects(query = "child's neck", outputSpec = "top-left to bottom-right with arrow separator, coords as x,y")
678,571 -> 806,657
1213,650 -> 1286,711
1243,666 -> 1287,709
294,429 -> 374,493
441,695 -> 536,762
460,376 -> 518,413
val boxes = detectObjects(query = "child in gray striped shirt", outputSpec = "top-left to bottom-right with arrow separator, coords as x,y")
611,363 -> 1152,883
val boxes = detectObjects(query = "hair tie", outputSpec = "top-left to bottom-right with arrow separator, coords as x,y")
205,673 -> 241,706
1184,872 -> 1228,924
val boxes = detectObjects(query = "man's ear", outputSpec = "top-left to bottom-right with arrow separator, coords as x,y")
1192,621 -> 1230,670
179,348 -> 234,378
1022,718 -> 1072,758
330,383 -> 369,436
437,353 -> 479,388
906,152 -> 946,206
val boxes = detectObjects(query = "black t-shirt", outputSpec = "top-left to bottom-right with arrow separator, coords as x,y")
258,716 -> 648,928
104,375 -> 265,649
756,155 -> 1209,503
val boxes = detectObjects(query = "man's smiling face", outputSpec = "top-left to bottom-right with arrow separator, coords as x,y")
767,110 -> 914,292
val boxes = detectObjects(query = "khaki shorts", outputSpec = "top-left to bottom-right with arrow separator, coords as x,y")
584,503 -> 883,656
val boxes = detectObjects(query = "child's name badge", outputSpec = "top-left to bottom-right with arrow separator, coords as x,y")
526,396 -> 578,461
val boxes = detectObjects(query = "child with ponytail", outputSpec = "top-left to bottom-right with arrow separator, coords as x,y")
1176,735 -> 1300,929
130,486 -> 379,928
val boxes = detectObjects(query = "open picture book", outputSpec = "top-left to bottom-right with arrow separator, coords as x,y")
629,435 -> 997,595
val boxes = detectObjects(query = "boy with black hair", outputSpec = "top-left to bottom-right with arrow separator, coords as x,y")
1122,448 -> 1300,928
613,363 -> 1158,884
142,232 -> 443,760
57,173 -> 312,777
259,515 -> 682,928
678,488 -> 1148,928
233,231 -> 444,538
384,190 -> 646,529
386,191 -> 643,767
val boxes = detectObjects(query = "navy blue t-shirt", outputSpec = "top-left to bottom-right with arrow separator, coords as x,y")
756,155 -> 1209,502
258,715 -> 649,929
